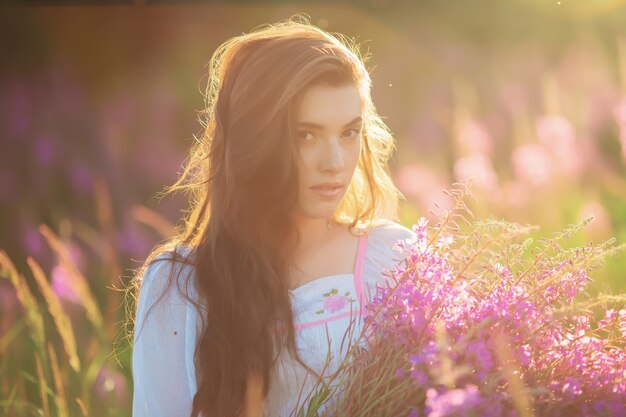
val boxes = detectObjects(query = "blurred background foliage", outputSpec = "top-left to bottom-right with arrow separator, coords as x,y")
1,1 -> 625,416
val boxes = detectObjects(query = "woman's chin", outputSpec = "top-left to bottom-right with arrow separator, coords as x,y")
295,206 -> 339,219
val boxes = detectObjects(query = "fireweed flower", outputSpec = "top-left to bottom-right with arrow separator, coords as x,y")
322,185 -> 626,417
424,384 -> 484,417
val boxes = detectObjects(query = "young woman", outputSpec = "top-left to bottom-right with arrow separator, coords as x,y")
130,17 -> 416,417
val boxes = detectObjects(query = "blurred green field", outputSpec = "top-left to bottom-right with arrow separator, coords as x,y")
1,2 -> 625,416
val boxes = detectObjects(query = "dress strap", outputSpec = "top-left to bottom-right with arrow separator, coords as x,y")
353,232 -> 369,314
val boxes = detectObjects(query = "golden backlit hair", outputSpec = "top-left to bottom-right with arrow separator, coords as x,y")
169,15 -> 403,249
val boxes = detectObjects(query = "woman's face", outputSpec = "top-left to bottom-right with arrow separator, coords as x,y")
294,82 -> 363,219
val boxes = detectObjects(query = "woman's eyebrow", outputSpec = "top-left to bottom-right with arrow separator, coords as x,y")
297,116 -> 362,129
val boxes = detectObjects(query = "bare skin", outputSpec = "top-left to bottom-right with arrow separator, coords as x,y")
288,221 -> 362,291
289,82 -> 364,290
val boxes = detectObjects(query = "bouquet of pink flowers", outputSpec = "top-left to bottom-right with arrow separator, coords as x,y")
306,184 -> 626,417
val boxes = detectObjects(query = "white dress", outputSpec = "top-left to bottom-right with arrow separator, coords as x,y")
131,219 -> 416,417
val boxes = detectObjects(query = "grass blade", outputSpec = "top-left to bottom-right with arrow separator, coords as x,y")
28,256 -> 81,372
47,342 -> 69,417
38,224 -> 105,340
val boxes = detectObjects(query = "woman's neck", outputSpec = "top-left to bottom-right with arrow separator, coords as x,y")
293,216 -> 336,256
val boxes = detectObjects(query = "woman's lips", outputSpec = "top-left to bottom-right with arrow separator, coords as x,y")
310,185 -> 343,197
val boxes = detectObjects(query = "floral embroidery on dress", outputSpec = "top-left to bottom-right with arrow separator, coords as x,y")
315,288 -> 357,315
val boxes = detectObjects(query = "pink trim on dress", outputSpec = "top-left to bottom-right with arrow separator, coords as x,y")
294,232 -> 369,330
291,308 -> 362,330
353,232 -> 369,315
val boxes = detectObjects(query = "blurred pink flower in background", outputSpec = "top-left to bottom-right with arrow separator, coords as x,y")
395,164 -> 454,213
51,264 -> 82,305
94,365 -> 129,407
512,143 -> 552,187
50,241 -> 87,305
456,118 -> 494,156
453,152 -> 498,193
536,115 -> 584,179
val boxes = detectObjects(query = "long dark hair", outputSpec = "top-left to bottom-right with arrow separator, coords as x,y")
129,15 -> 403,417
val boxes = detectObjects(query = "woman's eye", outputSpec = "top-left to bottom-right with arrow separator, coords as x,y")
297,131 -> 315,141
343,128 -> 361,139
297,129 -> 360,142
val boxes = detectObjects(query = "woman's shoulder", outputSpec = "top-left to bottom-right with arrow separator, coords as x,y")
143,244 -> 195,281
138,243 -> 201,308
356,219 -> 418,291
151,242 -> 196,262
367,218 -> 416,242
364,218 -> 417,264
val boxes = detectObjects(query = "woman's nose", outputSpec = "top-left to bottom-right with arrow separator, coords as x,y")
319,139 -> 344,172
